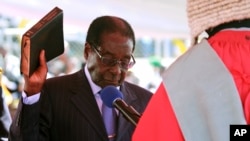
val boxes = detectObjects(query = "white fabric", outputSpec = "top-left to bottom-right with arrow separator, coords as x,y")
22,91 -> 40,105
162,39 -> 246,141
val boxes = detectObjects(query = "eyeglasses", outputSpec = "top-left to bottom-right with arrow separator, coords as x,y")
90,44 -> 136,70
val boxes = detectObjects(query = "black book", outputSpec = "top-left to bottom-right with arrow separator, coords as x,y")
21,6 -> 64,77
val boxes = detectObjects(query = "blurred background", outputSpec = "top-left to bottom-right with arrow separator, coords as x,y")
0,0 -> 190,117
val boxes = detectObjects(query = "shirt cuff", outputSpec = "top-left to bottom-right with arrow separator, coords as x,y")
22,91 -> 40,105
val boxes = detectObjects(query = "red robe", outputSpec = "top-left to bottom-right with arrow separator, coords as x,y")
133,30 -> 249,141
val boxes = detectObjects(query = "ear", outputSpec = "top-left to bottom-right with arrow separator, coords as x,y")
84,43 -> 91,59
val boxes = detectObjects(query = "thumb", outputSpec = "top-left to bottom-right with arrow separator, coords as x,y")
40,50 -> 47,66
39,50 -> 48,73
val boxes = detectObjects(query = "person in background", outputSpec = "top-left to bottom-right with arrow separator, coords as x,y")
0,68 -> 12,141
146,56 -> 165,93
9,15 -> 152,141
133,0 -> 250,141
0,45 -> 21,94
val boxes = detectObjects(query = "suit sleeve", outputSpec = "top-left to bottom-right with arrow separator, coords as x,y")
9,98 -> 40,141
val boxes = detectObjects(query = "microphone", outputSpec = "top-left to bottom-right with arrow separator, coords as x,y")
100,86 -> 141,126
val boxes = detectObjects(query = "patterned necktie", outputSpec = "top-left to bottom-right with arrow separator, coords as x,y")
101,99 -> 117,140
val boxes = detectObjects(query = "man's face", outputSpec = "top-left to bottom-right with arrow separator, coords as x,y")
85,32 -> 134,88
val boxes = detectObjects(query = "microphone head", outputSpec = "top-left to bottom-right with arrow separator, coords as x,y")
100,86 -> 123,108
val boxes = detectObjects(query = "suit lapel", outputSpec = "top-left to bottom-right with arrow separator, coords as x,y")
68,70 -> 140,140
69,70 -> 107,140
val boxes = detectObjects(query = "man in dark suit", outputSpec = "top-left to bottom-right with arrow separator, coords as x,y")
9,15 -> 152,141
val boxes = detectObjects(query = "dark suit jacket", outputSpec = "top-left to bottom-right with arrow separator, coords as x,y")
9,69 -> 152,141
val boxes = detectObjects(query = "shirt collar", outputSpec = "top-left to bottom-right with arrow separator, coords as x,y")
84,65 -> 101,95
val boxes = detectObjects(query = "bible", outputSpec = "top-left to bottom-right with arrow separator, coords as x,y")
21,6 -> 64,77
